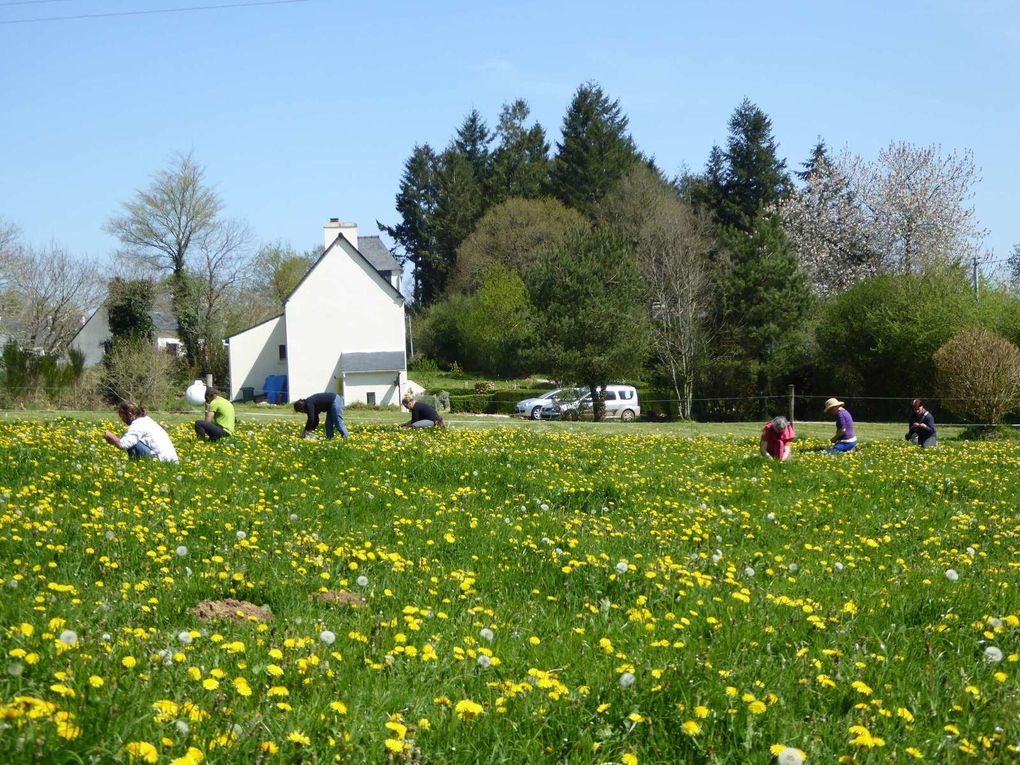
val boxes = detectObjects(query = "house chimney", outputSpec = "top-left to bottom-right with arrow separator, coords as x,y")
324,218 -> 358,251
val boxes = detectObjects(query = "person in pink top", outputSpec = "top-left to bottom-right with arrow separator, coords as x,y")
760,415 -> 796,461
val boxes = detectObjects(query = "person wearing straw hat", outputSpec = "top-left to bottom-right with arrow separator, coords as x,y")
823,397 -> 857,453
760,415 -> 796,461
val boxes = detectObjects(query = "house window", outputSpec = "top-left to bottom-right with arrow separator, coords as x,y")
366,392 -> 376,406
278,344 -> 287,361
165,342 -> 180,356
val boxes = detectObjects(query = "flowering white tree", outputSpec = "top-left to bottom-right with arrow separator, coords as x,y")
779,143 -> 986,295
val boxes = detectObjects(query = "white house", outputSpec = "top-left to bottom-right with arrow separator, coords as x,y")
227,219 -> 408,406
69,302 -> 183,367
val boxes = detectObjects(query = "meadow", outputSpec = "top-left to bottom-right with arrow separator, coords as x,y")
0,416 -> 1017,764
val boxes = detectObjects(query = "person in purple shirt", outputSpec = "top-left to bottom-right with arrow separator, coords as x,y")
824,397 -> 857,453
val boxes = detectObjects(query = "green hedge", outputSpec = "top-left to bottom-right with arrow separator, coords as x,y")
448,388 -> 549,414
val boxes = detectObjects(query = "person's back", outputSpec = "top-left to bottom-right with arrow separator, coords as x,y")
208,396 -> 235,434
126,416 -> 179,463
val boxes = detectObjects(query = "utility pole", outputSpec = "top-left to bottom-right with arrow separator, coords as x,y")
972,256 -> 980,302
787,384 -> 795,423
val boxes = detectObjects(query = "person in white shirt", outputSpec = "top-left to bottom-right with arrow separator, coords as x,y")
103,401 -> 179,463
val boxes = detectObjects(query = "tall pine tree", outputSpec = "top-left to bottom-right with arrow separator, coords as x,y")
548,82 -> 641,218
716,99 -> 791,233
380,144 -> 440,304
489,99 -> 550,204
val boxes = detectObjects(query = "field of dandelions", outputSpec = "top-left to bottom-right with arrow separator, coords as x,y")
1,417 -> 1018,764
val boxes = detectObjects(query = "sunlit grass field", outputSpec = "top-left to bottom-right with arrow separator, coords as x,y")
0,417 -> 1017,764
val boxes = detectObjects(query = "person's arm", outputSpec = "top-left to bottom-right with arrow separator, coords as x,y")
104,430 -> 123,449
759,430 -> 770,457
205,409 -> 215,424
305,407 -> 319,433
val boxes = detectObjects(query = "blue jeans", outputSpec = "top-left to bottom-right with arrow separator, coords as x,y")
126,442 -> 154,459
325,396 -> 349,440
829,439 -> 857,454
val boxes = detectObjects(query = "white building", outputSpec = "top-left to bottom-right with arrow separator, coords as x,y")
227,219 -> 409,406
69,302 -> 183,367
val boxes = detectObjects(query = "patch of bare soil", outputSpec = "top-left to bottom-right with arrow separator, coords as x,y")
191,599 -> 273,623
312,590 -> 366,608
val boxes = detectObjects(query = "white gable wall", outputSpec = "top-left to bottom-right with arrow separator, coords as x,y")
227,316 -> 287,400
70,307 -> 110,367
285,238 -> 404,399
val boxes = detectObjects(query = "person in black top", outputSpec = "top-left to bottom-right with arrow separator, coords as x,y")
906,398 -> 937,447
293,392 -> 349,440
400,394 -> 444,428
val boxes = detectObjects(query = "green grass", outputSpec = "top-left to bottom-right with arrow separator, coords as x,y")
0,418 -> 1016,763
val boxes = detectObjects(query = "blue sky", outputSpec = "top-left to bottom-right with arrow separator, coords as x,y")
2,0 -> 1018,270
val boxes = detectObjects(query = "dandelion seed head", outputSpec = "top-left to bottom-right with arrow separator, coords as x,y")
984,646 -> 1003,663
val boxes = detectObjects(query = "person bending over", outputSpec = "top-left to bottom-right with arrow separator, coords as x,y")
103,401 -> 179,463
195,387 -> 235,441
760,415 -> 796,461
906,398 -> 937,448
401,394 -> 444,429
293,392 -> 349,440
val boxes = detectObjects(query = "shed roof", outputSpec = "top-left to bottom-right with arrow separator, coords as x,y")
341,350 -> 405,373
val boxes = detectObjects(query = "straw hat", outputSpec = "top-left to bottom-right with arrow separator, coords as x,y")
823,397 -> 844,414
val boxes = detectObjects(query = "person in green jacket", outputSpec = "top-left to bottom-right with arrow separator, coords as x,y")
194,388 -> 235,441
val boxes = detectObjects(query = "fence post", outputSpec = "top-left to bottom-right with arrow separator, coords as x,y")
787,384 -> 795,423
205,373 -> 213,389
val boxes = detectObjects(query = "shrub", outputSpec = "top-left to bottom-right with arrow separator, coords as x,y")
100,338 -> 181,406
934,328 -> 1020,423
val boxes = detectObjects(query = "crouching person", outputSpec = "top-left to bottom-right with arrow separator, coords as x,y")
760,415 -> 796,461
906,399 -> 937,448
401,394 -> 444,428
293,392 -> 349,440
103,401 -> 179,463
195,387 -> 234,441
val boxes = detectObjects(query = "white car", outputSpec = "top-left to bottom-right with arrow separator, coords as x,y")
514,388 -> 579,420
547,385 -> 641,422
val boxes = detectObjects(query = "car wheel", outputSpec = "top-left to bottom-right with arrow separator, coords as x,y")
530,406 -> 542,420
620,409 -> 636,422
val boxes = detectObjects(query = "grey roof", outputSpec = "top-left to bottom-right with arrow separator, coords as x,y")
151,310 -> 178,333
341,350 -> 406,373
357,236 -> 401,274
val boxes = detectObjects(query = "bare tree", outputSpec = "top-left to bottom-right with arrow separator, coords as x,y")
598,165 -> 715,418
105,151 -> 222,364
2,243 -> 103,354
780,143 -> 986,296
0,217 -> 19,261
191,218 -> 255,368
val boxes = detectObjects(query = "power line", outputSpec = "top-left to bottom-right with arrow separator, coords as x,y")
0,0 -> 76,8
0,0 -> 310,24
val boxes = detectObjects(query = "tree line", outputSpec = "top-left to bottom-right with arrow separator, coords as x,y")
385,82 -> 1020,421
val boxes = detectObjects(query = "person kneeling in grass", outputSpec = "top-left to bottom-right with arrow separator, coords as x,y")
824,397 -> 857,454
906,398 -> 937,448
195,387 -> 234,441
401,394 -> 444,429
103,401 -> 179,463
760,415 -> 796,461
293,392 -> 349,440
